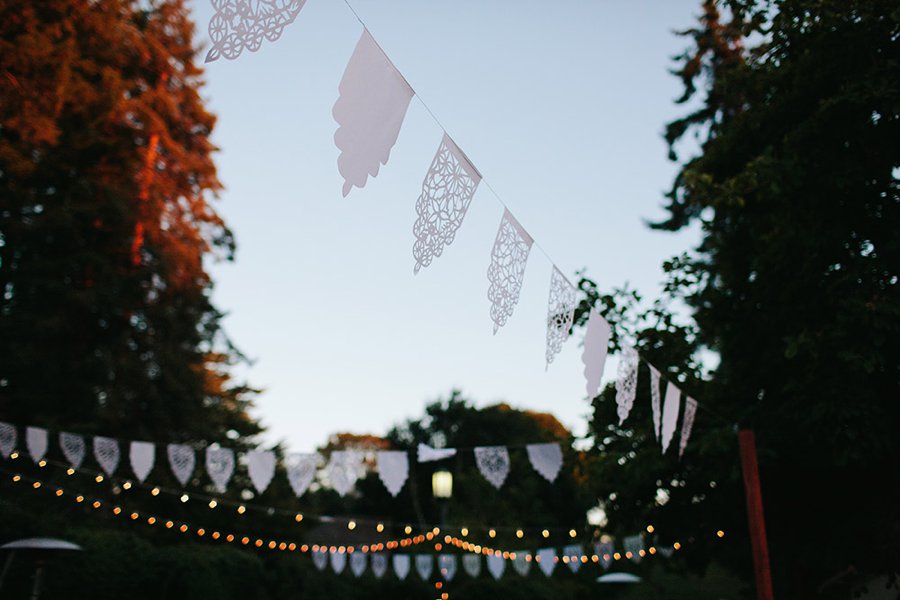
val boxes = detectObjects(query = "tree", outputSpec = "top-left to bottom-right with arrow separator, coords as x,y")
639,0 -> 898,596
0,0 -> 260,445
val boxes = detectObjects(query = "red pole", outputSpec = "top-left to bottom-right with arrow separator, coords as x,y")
738,429 -> 775,600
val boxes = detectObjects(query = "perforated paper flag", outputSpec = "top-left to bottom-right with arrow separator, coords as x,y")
462,553 -> 481,577
60,432 -> 86,469
582,310 -> 611,397
205,446 -> 236,493
487,209 -> 533,334
167,443 -> 195,487
537,547 -> 556,577
415,554 -> 433,580
474,445 -> 510,489
526,442 -> 563,483
649,364 -> 662,440
679,397 -> 699,459
0,422 -> 16,458
546,267 -> 577,367
377,450 -> 409,497
393,554 -> 411,580
486,553 -> 505,580
93,436 -> 120,476
438,554 -> 457,581
205,0 -> 308,63
130,441 -> 155,483
26,426 -> 47,463
615,345 -> 639,424
285,453 -> 319,497
247,449 -> 276,493
661,382 -> 682,454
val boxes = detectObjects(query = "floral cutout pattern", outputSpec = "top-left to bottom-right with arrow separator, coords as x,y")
59,432 -> 86,469
205,446 -> 236,493
285,453 -> 319,497
205,0 -> 308,63
545,267 -> 577,367
474,445 -> 511,489
679,397 -> 698,459
167,443 -> 196,487
487,209 -> 533,334
93,436 -> 120,476
615,345 -> 639,424
526,442 -> 563,483
0,422 -> 16,457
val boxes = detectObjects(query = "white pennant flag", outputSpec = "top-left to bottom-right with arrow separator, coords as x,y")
486,553 -> 505,580
537,547 -> 556,577
413,134 -> 481,273
59,432 -> 86,469
564,544 -> 582,573
205,446 -> 236,493
526,442 -> 563,483
545,267 -> 577,367
393,554 -> 411,580
615,345 -> 639,424
330,550 -> 347,574
649,364 -> 662,440
326,450 -> 363,497
487,209 -> 533,334
204,0 -> 307,63
415,554 -> 433,580
474,446 -> 510,489
438,554 -> 457,581
595,542 -> 614,570
26,426 -> 47,463
93,436 -> 120,476
679,397 -> 699,459
624,535 -> 644,563
371,553 -> 388,579
417,443 -> 456,463
129,441 -> 155,483
462,553 -> 481,577
377,450 -> 409,497
312,549 -> 328,571
350,552 -> 367,577
247,449 -> 276,494
333,30 -> 414,197
167,443 -> 195,487
0,422 -> 16,458
661,382 -> 682,454
285,453 -> 319,497
582,310 -> 611,397
512,551 -> 531,577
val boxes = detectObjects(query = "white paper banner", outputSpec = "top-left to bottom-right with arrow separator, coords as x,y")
285,453 -> 319,497
330,550 -> 347,574
474,445 -> 510,489
247,449 -> 276,494
624,535 -> 644,563
661,381 -> 682,454
512,551 -> 531,576
417,443 -> 457,463
537,547 -> 556,577
313,549 -> 328,571
205,0 -> 307,63
59,432 -> 86,469
0,422 -> 16,457
415,554 -> 433,580
487,209 -> 533,334
563,544 -> 582,573
205,446 -> 236,493
649,364 -> 662,440
582,310 -> 611,397
376,450 -> 409,497
26,426 -> 47,463
413,134 -> 481,273
486,553 -> 505,580
462,553 -> 481,578
167,443 -> 196,487
129,441 -> 155,483
679,397 -> 699,459
350,551 -> 367,577
526,442 -> 563,483
545,267 -> 577,367
438,554 -> 457,581
615,345 -> 639,424
595,542 -> 614,570
326,450 -> 363,497
93,436 -> 120,476
393,553 -> 411,580
333,30 -> 414,197
371,553 -> 388,579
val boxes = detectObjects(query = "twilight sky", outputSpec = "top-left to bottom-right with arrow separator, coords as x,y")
191,0 -> 704,452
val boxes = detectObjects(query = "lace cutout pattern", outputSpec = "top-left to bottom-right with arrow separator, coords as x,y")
0,422 -> 16,458
26,426 -> 47,463
526,442 -> 563,483
130,441 -> 155,483
167,443 -> 196,487
462,554 -> 481,577
412,134 -> 481,273
247,449 -> 277,493
545,267 -> 576,367
93,436 -> 120,476
537,547 -> 556,576
649,364 -> 662,440
371,553 -> 388,578
438,554 -> 457,581
326,450 -> 363,497
679,397 -> 698,459
487,209 -> 533,334
60,432 -> 86,469
376,450 -> 409,497
205,0 -> 308,63
486,553 -> 505,580
393,554 -> 410,580
415,554 -> 433,580
474,445 -> 510,489
582,310 -> 611,397
334,30 -> 414,197
285,453 -> 319,497
661,382 -> 681,454
205,446 -> 236,493
615,345 -> 639,425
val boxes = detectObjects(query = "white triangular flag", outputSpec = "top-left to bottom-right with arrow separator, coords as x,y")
462,553 -> 481,577
624,535 -> 644,563
649,364 -> 662,440
679,397 -> 699,459
615,345 -> 639,424
247,449 -> 276,494
486,553 -> 505,580
438,554 -> 457,581
129,441 -> 155,483
350,552 -> 367,577
487,209 -> 533,334
26,426 -> 47,463
167,443 -> 195,487
59,432 -> 86,469
377,450 -> 409,497
93,436 -> 120,476
0,422 -> 16,458
545,267 -> 577,367
330,550 -> 347,574
661,382 -> 682,454
595,542 -> 614,570
326,450 -> 363,497
312,549 -> 328,571
204,0 -> 307,63
285,453 -> 319,497
417,443 -> 456,463
512,551 -> 531,576
526,442 -> 563,483
582,310 -> 611,397
564,544 -> 582,573
415,554 -> 433,580
333,30 -> 414,197
371,553 -> 388,578
205,446 -> 235,493
393,554 -> 411,580
474,446 -> 510,489
537,547 -> 556,577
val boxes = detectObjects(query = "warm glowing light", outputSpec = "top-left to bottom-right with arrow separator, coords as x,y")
208,500 -> 217,509
288,543 -> 296,551
347,520 -> 356,530
717,530 -> 725,538
32,481 -> 40,489
268,541 -> 276,549
625,551 -> 633,559
226,534 -> 235,542
197,528 -> 205,536
11,475 -> 20,482
38,460 -> 47,467
649,546 -> 657,554
113,507 -> 122,515
151,487 -> 160,496
255,539 -> 263,548
404,525 -> 412,535
122,481 -> 132,490
639,549 -> 646,557
278,542 -> 287,551
95,475 -> 104,483
516,529 -> 524,538
242,537 -> 250,545
542,529 -> 550,538
212,532 -> 220,540
646,525 -> 655,533
295,513 -> 304,523
66,468 -> 75,476
489,529 -> 496,538
165,521 -> 174,529
179,524 -> 188,533
435,582 -> 443,590
92,500 -> 101,508
441,593 -> 449,600
148,517 -> 156,525
237,505 -> 246,514
180,493 -> 189,503
673,542 -> 681,550
613,552 -> 621,560
461,527 -> 469,537
55,489 -> 63,497
569,529 -> 577,538
432,470 -> 453,499
376,523 -> 384,533
10,452 -> 18,459
76,495 -> 84,503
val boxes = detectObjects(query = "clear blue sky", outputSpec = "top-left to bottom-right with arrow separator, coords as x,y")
191,0 -> 704,452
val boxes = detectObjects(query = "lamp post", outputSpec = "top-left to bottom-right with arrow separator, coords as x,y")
432,470 -> 453,526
